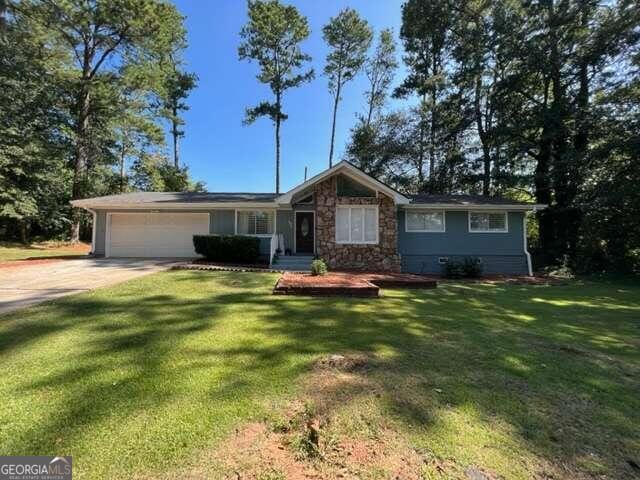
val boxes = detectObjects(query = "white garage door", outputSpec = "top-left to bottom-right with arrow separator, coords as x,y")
107,212 -> 210,258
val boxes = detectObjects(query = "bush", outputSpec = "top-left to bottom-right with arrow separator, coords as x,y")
442,259 -> 465,279
193,235 -> 261,263
462,256 -> 483,278
442,257 -> 483,279
310,259 -> 328,276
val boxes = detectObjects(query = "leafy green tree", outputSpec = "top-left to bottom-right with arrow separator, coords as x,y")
238,0 -> 314,194
394,0 -> 453,185
112,89 -> 165,193
130,152 -> 204,192
160,67 -> 196,169
0,2 -> 72,243
323,8 -> 372,167
344,111 -> 420,191
363,28 -> 397,126
15,0 -> 187,242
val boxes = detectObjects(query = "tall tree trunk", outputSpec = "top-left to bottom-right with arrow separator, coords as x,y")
549,18 -> 571,259
19,220 -> 28,245
365,80 -> 376,127
172,105 -> 179,169
0,0 -> 7,38
428,53 -> 438,180
120,144 -> 126,193
536,78 -> 554,257
328,79 -> 342,168
70,82 -> 91,243
365,96 -> 374,127
475,74 -> 491,195
568,56 -> 590,258
416,93 -> 426,186
275,90 -> 281,194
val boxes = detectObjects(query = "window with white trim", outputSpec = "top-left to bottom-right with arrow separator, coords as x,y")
468,211 -> 508,232
336,206 -> 378,244
405,210 -> 445,232
237,210 -> 274,235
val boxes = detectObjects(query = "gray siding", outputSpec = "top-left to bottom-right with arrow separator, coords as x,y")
401,254 -> 528,275
210,209 -> 235,234
398,210 -> 529,275
93,210 -> 107,255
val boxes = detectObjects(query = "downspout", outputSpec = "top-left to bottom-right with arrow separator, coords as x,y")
523,211 -> 533,276
87,208 -> 97,256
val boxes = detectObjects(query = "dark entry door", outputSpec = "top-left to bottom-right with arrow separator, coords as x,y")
295,212 -> 314,254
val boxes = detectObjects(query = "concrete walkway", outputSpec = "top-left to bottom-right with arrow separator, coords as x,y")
0,258 -> 175,314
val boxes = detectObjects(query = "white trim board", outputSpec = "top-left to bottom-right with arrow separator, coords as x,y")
404,209 -> 446,233
276,161 -> 410,205
335,205 -> 379,245
468,211 -> 509,233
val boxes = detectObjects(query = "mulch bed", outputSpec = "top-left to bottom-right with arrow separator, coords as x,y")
273,272 -> 438,298
362,272 -> 439,288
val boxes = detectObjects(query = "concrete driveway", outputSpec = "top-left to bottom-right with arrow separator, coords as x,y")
0,258 -> 176,314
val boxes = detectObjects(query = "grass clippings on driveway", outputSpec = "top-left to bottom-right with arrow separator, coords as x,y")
0,271 -> 638,479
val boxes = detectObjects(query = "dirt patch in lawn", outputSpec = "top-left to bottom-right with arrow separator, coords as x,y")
146,353 -> 581,480
166,354 -> 425,480
211,354 -> 425,480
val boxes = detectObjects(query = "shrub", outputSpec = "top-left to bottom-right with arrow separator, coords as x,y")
442,257 -> 483,279
310,259 -> 328,276
192,235 -> 261,263
462,256 -> 483,278
442,259 -> 465,279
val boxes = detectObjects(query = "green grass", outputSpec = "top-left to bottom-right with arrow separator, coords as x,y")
0,271 -> 638,479
0,241 -> 90,261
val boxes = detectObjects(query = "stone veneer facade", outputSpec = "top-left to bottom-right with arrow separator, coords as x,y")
314,175 -> 401,272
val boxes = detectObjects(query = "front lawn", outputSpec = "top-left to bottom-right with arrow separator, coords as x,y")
0,272 -> 638,479
0,241 -> 90,261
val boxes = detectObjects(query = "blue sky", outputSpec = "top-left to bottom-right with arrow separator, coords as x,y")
171,0 -> 406,193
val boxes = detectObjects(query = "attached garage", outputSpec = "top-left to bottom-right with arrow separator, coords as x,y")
106,212 -> 209,258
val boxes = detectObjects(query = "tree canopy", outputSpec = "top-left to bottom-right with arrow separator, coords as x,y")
322,8 -> 372,167
0,0 -> 201,243
238,0 -> 314,194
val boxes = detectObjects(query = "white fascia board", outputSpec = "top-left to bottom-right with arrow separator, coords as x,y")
276,161 -> 410,205
402,203 -> 547,211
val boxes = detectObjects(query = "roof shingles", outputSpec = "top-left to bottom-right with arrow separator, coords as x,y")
409,194 -> 531,206
76,192 -> 278,205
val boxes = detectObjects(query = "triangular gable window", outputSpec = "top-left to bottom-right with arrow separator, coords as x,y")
336,174 -> 376,198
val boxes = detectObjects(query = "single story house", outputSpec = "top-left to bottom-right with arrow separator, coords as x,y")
72,161 -> 545,275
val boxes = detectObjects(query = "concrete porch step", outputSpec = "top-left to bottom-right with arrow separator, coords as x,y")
274,255 -> 314,262
272,255 -> 314,271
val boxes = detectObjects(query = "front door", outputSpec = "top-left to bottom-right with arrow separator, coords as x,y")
295,212 -> 314,254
